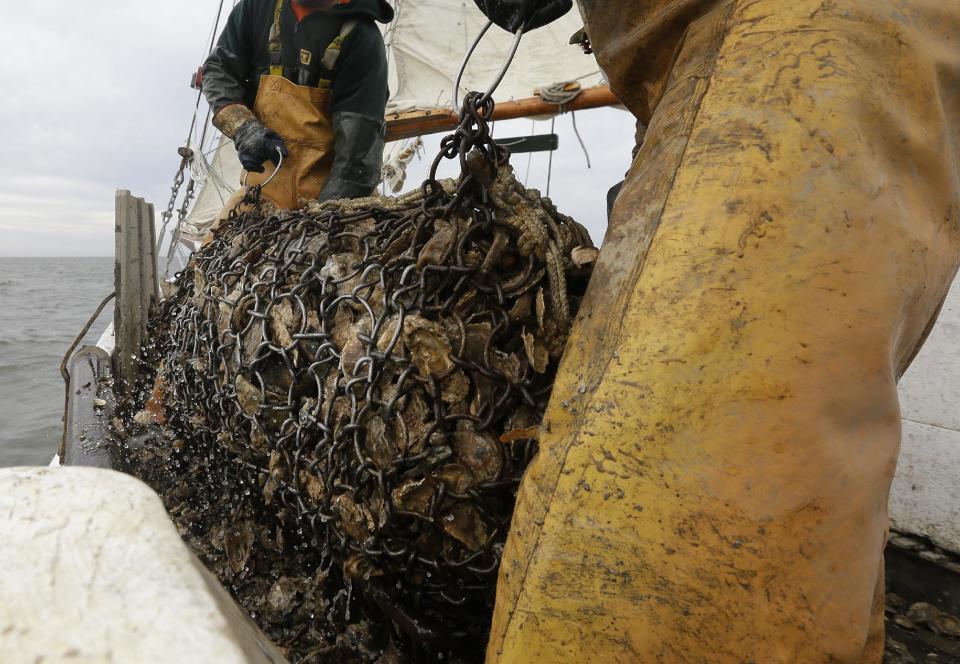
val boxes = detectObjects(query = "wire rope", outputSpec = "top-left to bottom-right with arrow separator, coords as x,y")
546,116 -> 555,197
523,120 -> 535,185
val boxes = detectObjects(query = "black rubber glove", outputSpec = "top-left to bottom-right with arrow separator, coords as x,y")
233,119 -> 288,173
471,0 -> 572,33
317,112 -> 385,203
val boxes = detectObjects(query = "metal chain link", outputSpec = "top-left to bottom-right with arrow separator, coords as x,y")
145,92 -> 594,658
156,154 -> 189,253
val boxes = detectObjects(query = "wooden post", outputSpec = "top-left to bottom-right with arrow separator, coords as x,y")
146,202 -> 159,301
114,190 -> 158,395
138,199 -> 159,334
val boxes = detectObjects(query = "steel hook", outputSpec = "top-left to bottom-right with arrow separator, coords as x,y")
242,146 -> 285,190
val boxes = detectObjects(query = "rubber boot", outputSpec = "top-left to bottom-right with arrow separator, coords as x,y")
488,1 -> 960,661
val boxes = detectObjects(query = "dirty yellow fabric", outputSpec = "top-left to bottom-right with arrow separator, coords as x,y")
212,103 -> 258,140
246,74 -> 335,209
488,1 -> 960,662
218,74 -> 335,218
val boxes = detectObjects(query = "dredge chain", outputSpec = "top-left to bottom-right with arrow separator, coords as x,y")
144,91 -> 594,657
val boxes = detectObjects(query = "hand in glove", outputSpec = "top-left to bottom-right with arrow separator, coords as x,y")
471,0 -> 572,33
234,119 -> 288,173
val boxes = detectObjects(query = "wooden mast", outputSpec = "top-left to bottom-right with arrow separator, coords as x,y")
385,86 -> 620,143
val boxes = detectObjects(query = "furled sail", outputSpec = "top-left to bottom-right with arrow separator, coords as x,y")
178,135 -> 239,244
162,134 -> 241,276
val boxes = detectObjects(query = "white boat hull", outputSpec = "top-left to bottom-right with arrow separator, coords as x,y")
0,467 -> 286,663
892,277 -> 960,552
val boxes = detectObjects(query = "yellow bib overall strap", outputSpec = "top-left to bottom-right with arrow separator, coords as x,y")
268,2 -> 357,89
317,19 -> 359,89
268,0 -> 284,77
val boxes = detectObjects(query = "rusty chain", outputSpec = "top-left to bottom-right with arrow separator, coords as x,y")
143,92 -> 594,659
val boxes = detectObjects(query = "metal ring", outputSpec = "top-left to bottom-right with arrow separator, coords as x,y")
242,146 -> 284,189
452,21 -> 525,112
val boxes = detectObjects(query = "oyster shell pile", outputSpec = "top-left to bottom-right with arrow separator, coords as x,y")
131,161 -> 596,661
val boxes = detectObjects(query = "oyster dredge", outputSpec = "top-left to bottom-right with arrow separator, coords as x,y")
4,1 -> 960,663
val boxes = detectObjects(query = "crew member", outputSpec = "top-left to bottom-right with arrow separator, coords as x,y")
202,0 -> 393,209
473,1 -> 960,662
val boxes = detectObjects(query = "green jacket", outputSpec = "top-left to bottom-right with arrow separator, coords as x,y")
203,0 -> 394,201
203,0 -> 393,118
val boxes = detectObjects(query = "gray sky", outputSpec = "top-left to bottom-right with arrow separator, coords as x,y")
0,1 -> 636,257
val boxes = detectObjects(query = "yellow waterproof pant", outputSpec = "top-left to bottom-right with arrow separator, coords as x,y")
488,1 -> 960,662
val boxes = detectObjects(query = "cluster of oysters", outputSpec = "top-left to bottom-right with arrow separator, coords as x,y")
129,161 -> 597,662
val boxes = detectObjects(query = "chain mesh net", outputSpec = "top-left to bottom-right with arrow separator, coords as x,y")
128,96 -> 598,662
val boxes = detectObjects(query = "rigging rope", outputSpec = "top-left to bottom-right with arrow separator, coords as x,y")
538,81 -> 582,106
156,0 -> 229,267
547,116 -> 555,197
538,81 -> 593,170
382,136 -> 424,193
523,120 -> 534,185
186,0 -> 228,146
570,110 -> 592,169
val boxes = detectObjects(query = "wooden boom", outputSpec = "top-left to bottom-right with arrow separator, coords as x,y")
385,86 -> 620,143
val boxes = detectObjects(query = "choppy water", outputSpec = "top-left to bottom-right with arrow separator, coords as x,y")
0,257 -> 114,467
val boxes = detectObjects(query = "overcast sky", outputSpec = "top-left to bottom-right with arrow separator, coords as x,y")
0,1 -> 636,257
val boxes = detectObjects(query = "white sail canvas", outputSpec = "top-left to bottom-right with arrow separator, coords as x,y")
385,0 -> 602,113
179,135 -> 240,244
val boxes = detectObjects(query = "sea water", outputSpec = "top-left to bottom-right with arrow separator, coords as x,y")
0,257 -> 114,466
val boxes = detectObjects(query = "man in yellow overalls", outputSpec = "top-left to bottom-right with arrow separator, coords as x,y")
202,0 -> 393,210
474,0 -> 960,661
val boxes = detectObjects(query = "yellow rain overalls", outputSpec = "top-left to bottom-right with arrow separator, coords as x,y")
217,0 -> 357,214
488,1 -> 960,662
242,74 -> 335,210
